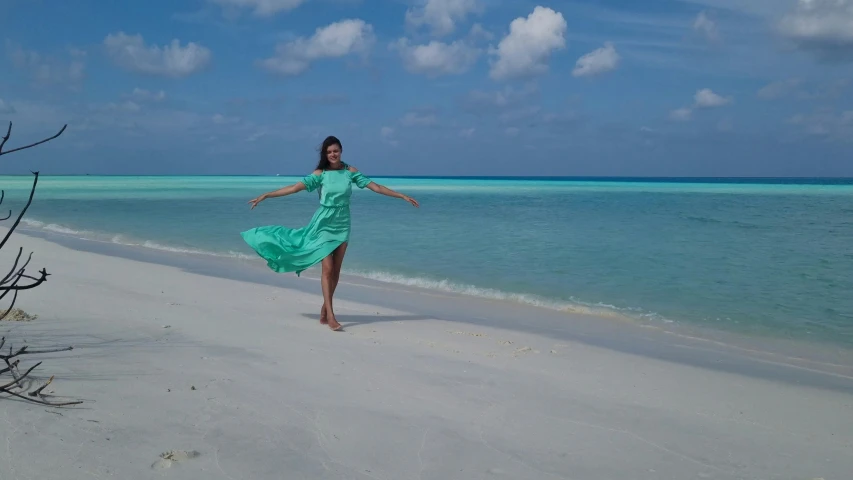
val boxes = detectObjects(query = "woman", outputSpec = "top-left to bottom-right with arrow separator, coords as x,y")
242,135 -> 419,331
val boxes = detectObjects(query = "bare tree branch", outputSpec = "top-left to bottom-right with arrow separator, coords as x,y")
0,339 -> 79,406
0,190 -> 11,221
0,360 -> 42,390
0,122 -> 67,157
0,121 -> 80,407
0,170 -> 42,251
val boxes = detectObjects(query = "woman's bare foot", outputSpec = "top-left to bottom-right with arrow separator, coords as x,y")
327,314 -> 342,331
320,305 -> 328,325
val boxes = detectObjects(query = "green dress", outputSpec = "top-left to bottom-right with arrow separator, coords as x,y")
241,166 -> 373,276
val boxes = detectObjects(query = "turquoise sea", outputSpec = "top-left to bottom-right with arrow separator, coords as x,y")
3,175 -> 853,348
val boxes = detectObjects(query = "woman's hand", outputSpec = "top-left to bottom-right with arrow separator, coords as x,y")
248,194 -> 267,209
364,181 -> 419,208
402,195 -> 420,208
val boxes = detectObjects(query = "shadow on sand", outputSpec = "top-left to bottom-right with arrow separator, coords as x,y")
300,313 -> 431,329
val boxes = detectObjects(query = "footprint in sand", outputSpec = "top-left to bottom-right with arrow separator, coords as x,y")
151,450 -> 201,469
448,330 -> 488,337
512,346 -> 539,357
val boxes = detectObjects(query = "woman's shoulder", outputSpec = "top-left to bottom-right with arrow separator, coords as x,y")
302,169 -> 323,184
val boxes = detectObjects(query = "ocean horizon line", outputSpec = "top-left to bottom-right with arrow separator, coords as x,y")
1,173 -> 853,185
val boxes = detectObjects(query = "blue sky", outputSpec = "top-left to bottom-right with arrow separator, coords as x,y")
1,0 -> 852,176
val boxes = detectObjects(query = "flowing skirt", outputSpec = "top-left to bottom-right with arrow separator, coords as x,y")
241,205 -> 351,276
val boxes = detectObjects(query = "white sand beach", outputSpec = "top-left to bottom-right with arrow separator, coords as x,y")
1,229 -> 852,479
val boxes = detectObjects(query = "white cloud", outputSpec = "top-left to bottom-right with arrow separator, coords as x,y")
757,78 -> 802,99
675,0 -> 778,17
0,94 -> 265,153
789,108 -> 853,140
0,99 -> 16,114
380,126 -> 398,146
498,105 -> 541,124
300,93 -> 349,105
489,6 -> 567,81
694,88 -> 732,107
406,0 -> 481,37
212,113 -> 242,124
462,83 -> 539,112
246,129 -> 268,142
259,19 -> 375,76
104,32 -> 211,78
5,41 -> 87,86
459,127 -> 475,137
756,78 -> 850,101
207,0 -> 304,17
400,111 -> 438,127
92,101 -> 142,113
572,42 -> 620,77
391,38 -> 480,77
669,107 -> 693,121
669,88 -> 732,121
467,23 -> 494,42
778,0 -> 853,60
504,126 -> 520,136
128,88 -> 167,102
693,11 -> 719,42
802,78 -> 851,99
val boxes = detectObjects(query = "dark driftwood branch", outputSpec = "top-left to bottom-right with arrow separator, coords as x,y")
0,169 -> 41,251
0,190 -> 10,221
0,122 -> 80,407
0,344 -> 74,359
0,292 -> 18,322
0,360 -> 42,390
0,268 -> 49,293
0,250 -> 50,294
0,359 -> 18,375
0,122 -> 67,157
1,248 -> 24,284
0,381 -> 80,407
0,337 -> 79,406
0,126 -> 56,306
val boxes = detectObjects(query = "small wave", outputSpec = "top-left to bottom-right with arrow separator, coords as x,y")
22,219 -> 88,236
115,239 -> 254,260
682,215 -> 723,224
681,215 -> 768,230
343,269 -> 653,321
19,218 -> 255,261
43,224 -> 83,235
22,219 -> 45,228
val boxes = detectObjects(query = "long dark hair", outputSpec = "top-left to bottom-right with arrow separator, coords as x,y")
315,135 -> 343,171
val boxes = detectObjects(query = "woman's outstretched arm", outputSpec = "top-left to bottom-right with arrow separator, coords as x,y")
248,170 -> 318,209
349,166 -> 419,208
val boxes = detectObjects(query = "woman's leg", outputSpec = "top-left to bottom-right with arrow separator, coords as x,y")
320,242 -> 348,331
319,242 -> 348,324
330,242 -> 348,297
320,254 -> 341,331
320,260 -> 329,324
